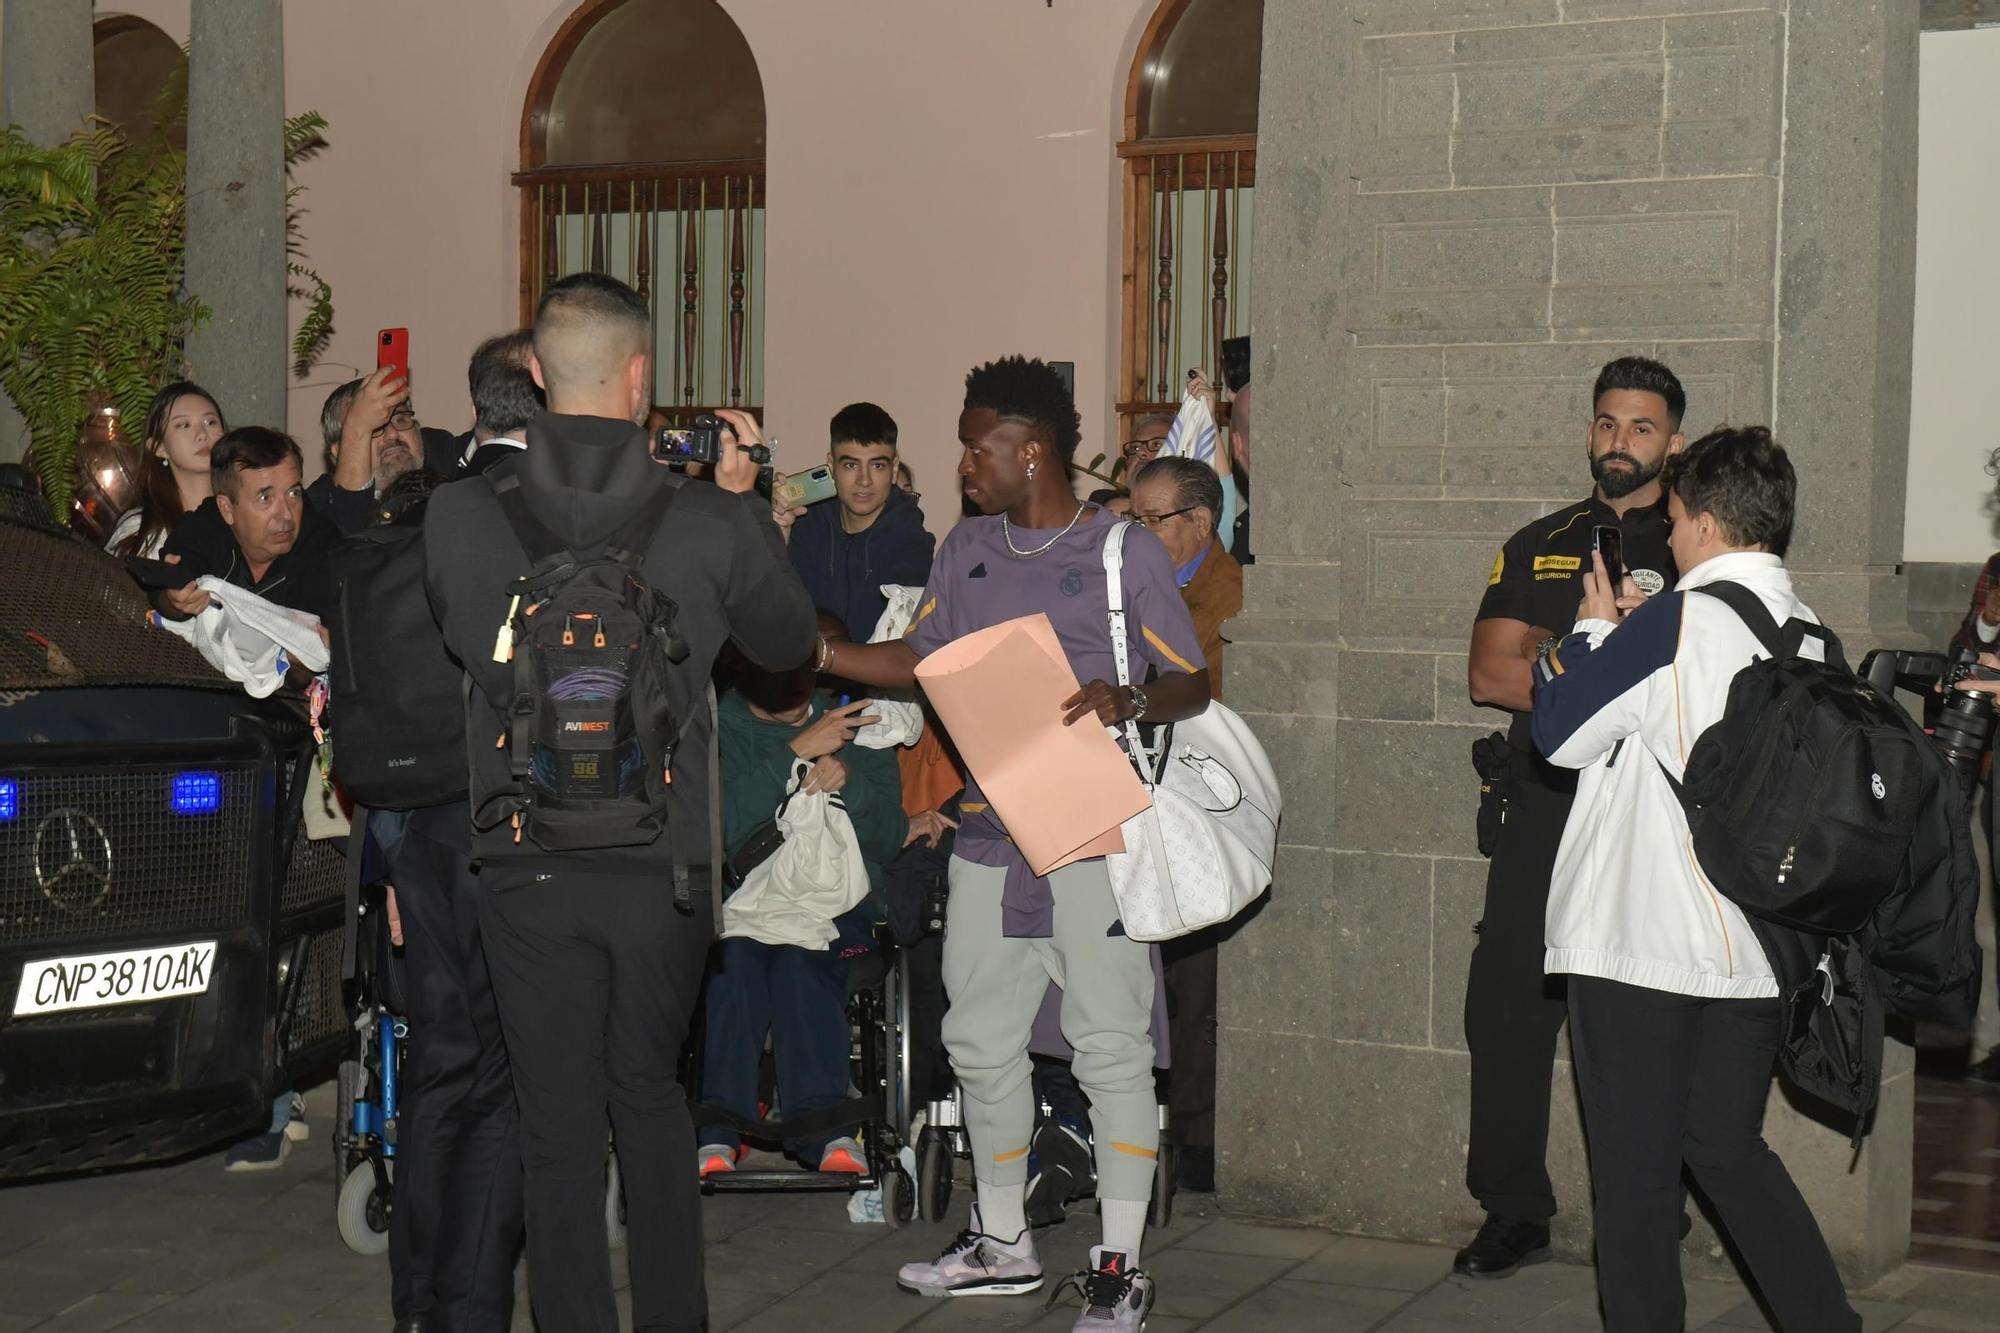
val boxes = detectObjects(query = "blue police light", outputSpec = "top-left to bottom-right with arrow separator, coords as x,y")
171,771 -> 222,815
0,779 -> 15,822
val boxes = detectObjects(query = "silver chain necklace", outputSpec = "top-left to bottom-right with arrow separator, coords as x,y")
1003,502 -> 1088,558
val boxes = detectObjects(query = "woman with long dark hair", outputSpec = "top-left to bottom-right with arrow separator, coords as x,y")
106,382 -> 226,559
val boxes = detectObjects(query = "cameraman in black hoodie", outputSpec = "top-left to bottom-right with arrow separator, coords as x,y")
423,273 -> 815,1333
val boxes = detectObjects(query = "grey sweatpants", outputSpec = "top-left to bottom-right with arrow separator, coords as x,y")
941,857 -> 1160,1202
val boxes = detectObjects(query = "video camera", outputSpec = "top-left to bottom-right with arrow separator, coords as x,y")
1859,643 -> 2000,790
650,413 -> 772,469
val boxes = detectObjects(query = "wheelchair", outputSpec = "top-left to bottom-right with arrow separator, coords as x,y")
332,881 -> 404,1256
332,878 -> 624,1256
683,935 -> 923,1225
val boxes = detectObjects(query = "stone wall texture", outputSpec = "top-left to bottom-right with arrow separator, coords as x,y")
1223,0 -> 1923,1285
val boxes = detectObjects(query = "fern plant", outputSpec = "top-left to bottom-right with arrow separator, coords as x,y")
0,74 -> 332,522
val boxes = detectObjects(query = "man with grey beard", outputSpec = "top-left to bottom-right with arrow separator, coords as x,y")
311,367 -> 443,533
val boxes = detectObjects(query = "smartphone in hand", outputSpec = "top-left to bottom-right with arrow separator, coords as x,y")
377,327 -> 410,382
1591,524 -> 1624,591
775,465 -> 838,509
125,556 -> 197,591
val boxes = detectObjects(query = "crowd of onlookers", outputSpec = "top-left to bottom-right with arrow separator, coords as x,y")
91,273 -> 1250,1332
116,284 -> 2000,1333
65,278 -> 2000,1333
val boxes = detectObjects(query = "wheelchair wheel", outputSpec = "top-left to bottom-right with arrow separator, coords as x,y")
337,1160 -> 392,1256
917,1128 -> 953,1223
605,1152 -> 627,1250
1148,1143 -> 1175,1228
891,956 -> 915,1138
332,1059 -> 363,1196
882,1165 -> 916,1229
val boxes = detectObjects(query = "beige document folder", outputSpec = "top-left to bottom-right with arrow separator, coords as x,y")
915,613 -> 1151,874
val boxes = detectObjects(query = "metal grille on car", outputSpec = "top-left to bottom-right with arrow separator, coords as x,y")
281,926 -> 346,1061
0,762 -> 257,947
279,833 -> 347,918
0,513 -> 230,692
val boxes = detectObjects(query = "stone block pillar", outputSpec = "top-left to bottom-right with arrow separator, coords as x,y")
183,0 -> 287,430
0,0 -> 94,464
1220,0 -> 1921,1285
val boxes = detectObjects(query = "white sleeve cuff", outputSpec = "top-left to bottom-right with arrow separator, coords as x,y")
1573,616 -> 1620,649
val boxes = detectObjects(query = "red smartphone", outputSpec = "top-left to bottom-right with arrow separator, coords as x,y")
376,327 -> 410,383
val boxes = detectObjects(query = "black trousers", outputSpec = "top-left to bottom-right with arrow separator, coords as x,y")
1162,926 -> 1219,1149
1568,976 -> 1859,1333
1462,780 -> 1571,1222
385,827 -> 523,1331
478,865 -> 712,1333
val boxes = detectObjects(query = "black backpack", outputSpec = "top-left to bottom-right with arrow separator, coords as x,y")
328,495 -> 467,810
1665,582 -> 1982,1134
1665,581 -> 1938,935
474,472 -> 690,852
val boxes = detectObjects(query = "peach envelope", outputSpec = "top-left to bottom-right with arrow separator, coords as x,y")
914,612 -> 1151,875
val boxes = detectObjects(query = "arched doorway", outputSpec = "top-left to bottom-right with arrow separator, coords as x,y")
1116,0 -> 1264,441
516,0 -> 767,421
93,14 -> 184,148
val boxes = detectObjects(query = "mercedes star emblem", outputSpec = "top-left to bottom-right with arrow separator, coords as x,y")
32,808 -> 115,910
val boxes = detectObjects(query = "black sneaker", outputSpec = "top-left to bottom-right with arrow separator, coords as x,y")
1452,1215 -> 1552,1280
1965,1050 -> 2000,1085
1026,1121 -> 1094,1228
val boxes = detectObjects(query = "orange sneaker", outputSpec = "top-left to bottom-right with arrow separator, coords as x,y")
818,1136 -> 867,1174
697,1143 -> 739,1179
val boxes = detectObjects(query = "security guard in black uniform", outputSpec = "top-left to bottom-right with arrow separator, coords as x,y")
1455,357 -> 1685,1278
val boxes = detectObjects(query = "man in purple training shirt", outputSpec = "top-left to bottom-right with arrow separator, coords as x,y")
824,357 -> 1209,1333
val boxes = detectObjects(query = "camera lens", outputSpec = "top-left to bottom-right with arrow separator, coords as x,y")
1933,689 -> 1996,785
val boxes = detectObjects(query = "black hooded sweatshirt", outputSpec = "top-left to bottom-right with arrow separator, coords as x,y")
786,485 -> 934,640
422,410 -> 817,874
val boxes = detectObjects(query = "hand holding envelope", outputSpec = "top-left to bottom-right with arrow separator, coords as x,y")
914,613 -> 1151,875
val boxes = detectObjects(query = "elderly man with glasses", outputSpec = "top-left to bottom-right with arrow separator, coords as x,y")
1124,453 -> 1242,1196
1127,456 -> 1242,687
311,364 -> 459,535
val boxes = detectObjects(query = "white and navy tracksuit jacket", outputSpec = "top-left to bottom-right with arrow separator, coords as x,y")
1529,552 -> 1824,1000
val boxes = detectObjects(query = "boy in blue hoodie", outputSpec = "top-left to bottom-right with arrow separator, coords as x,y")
776,403 -> 935,637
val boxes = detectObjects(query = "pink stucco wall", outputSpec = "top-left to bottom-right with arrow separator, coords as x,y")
92,0 -> 1153,527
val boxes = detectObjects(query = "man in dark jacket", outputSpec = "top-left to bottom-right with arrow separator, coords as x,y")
456,330 -> 541,478
423,272 -> 815,1333
311,368 -> 459,534
776,402 -> 934,639
158,426 -> 335,622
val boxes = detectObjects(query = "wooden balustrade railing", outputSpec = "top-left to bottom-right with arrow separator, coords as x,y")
1116,136 -> 1256,436
515,162 -> 765,421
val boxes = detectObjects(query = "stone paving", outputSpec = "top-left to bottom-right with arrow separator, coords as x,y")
1,1087 -> 1998,1330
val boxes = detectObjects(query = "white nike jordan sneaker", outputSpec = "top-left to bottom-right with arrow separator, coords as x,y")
1057,1246 -> 1155,1331
895,1207 -> 1043,1298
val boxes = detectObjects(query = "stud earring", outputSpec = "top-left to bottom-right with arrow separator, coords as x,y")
1027,462 -> 1038,481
